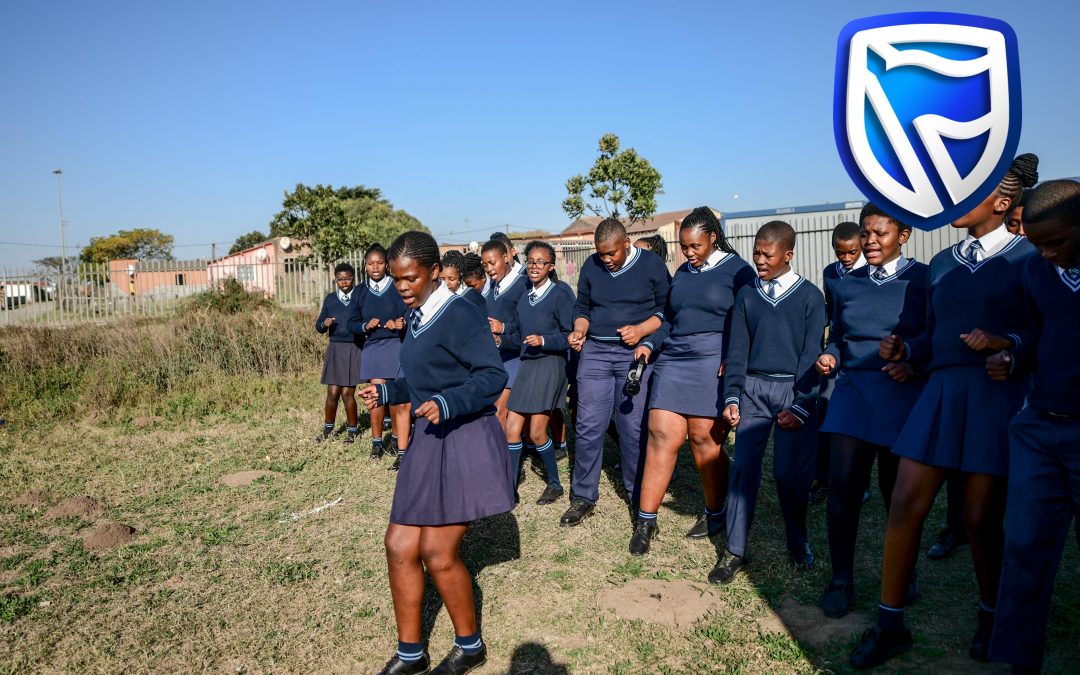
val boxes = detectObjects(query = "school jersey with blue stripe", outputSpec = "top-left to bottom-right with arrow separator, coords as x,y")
484,272 -> 526,356
462,287 -> 487,312
665,254 -> 757,338
316,290 -> 365,343
574,247 -> 670,349
515,280 -> 575,359
358,280 -> 407,342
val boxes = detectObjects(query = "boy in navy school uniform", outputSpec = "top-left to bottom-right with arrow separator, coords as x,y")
986,180 -> 1080,674
712,220 -> 826,584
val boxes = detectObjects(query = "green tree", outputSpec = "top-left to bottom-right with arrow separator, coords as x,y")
229,230 -> 268,255
562,133 -> 664,225
32,256 -> 79,272
80,229 -> 174,264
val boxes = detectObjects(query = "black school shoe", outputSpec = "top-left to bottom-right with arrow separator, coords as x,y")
370,442 -> 385,460
554,445 -> 568,461
389,457 -> 401,472
707,551 -> 747,585
789,543 -> 815,571
431,644 -> 486,674
685,511 -> 724,539
821,580 -> 855,618
849,624 -> 913,669
344,429 -> 358,444
559,499 -> 595,527
377,651 -> 430,675
969,607 -> 995,661
927,527 -> 968,560
628,519 -> 658,556
536,484 -> 564,505
314,427 -> 334,443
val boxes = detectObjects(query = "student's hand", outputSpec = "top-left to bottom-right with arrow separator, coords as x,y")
986,351 -> 1013,381
488,318 -> 504,335
322,317 -> 336,328
523,335 -> 544,347
882,362 -> 915,382
415,400 -> 441,425
816,354 -> 837,376
365,318 -> 381,331
961,328 -> 1012,353
717,361 -> 726,379
386,317 -> 405,331
633,345 -> 652,363
358,385 -> 380,409
722,404 -> 740,427
879,334 -> 906,361
617,323 -> 647,347
568,330 -> 586,351
777,410 -> 803,430
493,334 -> 502,347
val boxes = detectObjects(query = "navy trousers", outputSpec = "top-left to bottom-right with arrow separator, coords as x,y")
571,339 -> 651,504
725,376 -> 817,558
991,406 -> 1080,670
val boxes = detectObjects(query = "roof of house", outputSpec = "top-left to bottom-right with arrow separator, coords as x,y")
558,208 -> 718,237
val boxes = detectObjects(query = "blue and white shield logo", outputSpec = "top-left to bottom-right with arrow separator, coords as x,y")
834,13 -> 1022,231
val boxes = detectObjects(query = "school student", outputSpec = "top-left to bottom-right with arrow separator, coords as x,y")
352,244 -> 410,464
481,240 -> 527,429
315,262 -> 364,443
562,219 -> 670,527
711,221 -> 826,582
1005,186 -> 1032,236
811,221 -> 866,503
848,154 -> 1040,669
440,250 -> 468,295
634,234 -> 668,263
460,252 -> 488,311
505,241 -> 575,504
631,208 -> 756,555
482,232 -> 523,296
358,232 -> 513,675
986,179 -> 1080,674
816,203 -> 929,619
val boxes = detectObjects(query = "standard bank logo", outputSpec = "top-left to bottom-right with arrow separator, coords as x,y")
834,13 -> 1021,231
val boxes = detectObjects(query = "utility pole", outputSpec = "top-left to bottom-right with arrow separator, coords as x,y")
52,169 -> 68,274
211,242 -> 217,260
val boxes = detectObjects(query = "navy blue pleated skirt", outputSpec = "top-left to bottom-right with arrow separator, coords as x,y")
321,341 -> 362,386
649,333 -> 725,417
359,338 -> 401,381
820,369 -> 924,447
507,354 -> 568,413
390,414 -> 515,525
500,351 -> 521,389
892,365 -> 1030,476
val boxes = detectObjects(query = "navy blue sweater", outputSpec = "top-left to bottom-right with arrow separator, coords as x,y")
515,280 -> 575,359
377,295 -> 508,421
316,290 -> 365,344
822,261 -> 849,324
574,248 -> 670,350
665,254 -> 757,340
462,288 -> 487,313
353,280 -> 407,343
484,272 -> 527,357
724,277 -> 827,422
823,259 -> 929,371
905,236 -> 1035,371
1009,255 -> 1080,415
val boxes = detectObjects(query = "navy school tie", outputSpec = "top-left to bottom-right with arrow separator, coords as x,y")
872,266 -> 889,281
410,308 -> 423,331
766,280 -> 778,298
965,240 -> 982,264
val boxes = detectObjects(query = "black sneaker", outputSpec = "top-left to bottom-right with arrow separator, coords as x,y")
849,624 -> 913,669
789,543 -> 815,571
389,457 -> 401,472
927,527 -> 967,560
376,651 -> 430,675
315,427 -> 334,443
431,644 -> 486,674
555,445 -> 568,461
821,580 -> 855,618
969,607 -> 995,661
559,499 -> 595,527
707,551 -> 747,585
685,511 -> 724,539
345,429 -> 358,444
386,446 -> 400,458
628,519 -> 658,556
370,442 -> 385,460
536,484 -> 564,505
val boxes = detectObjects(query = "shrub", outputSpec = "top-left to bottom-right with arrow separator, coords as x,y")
185,277 -> 274,315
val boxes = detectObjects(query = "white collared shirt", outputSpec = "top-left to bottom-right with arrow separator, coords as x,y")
700,249 -> 729,270
871,253 -> 908,278
336,288 -> 353,304
613,242 -> 639,272
368,276 -> 391,293
849,255 -> 868,272
453,284 -> 467,296
415,282 -> 453,327
528,277 -> 552,301
960,224 -> 1014,262
495,267 -> 522,296
510,260 -> 524,278
759,268 -> 800,294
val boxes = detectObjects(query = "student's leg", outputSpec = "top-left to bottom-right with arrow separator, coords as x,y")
962,472 -> 1008,608
418,524 -> 476,637
505,411 -> 526,487
876,442 -> 900,513
369,378 -> 387,441
342,386 -> 358,428
637,410 -> 689,513
879,459 -> 947,608
570,345 -> 616,505
384,523 -> 424,643
529,412 -> 561,489
773,418 -> 817,557
494,389 -> 512,431
325,384 -> 342,425
390,403 -> 411,453
613,356 -> 652,505
725,410 -> 773,559
550,408 -> 567,447
945,474 -> 968,539
826,434 -> 877,583
687,416 -> 729,514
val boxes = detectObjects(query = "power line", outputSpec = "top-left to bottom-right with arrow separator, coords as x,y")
0,240 -> 67,249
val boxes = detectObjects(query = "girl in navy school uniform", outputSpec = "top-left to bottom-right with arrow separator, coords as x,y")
815,203 -> 929,620
358,232 -> 513,675
481,239 -> 527,429
505,241 -> 576,505
314,262 -> 364,444
848,155 -> 1040,669
631,208 -> 756,555
442,250 -> 488,313
353,245 -> 410,464
459,252 -> 489,311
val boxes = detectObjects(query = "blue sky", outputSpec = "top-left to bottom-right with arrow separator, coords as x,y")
2,1 -> 1077,268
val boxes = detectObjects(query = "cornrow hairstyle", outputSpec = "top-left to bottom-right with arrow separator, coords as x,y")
636,234 -> 668,262
755,220 -> 797,252
997,153 -> 1040,205
1023,179 -> 1080,227
441,249 -> 465,274
481,239 -> 508,256
489,232 -> 520,262
333,262 -> 355,276
680,206 -> 736,253
387,231 -> 441,272
859,202 -> 912,233
832,221 -> 860,244
1006,187 -> 1033,218
462,252 -> 485,282
594,218 -> 627,243
524,240 -> 559,283
365,243 -> 387,261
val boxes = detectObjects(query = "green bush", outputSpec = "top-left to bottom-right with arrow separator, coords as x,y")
186,277 -> 274,314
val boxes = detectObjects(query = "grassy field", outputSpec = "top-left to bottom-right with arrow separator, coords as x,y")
2,311 -> 1078,673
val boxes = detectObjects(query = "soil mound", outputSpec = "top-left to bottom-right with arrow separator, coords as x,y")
83,522 -> 136,551
598,578 -> 725,627
10,490 -> 50,508
45,496 -> 102,520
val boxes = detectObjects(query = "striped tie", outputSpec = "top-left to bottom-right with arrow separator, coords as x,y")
410,308 -> 423,331
965,240 -> 982,264
872,266 -> 889,281
766,280 -> 778,298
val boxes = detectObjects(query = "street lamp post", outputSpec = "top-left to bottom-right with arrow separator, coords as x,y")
52,169 -> 68,275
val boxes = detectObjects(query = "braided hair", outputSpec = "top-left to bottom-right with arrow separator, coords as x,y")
680,206 -> 735,253
441,249 -> 465,275
462,252 -> 485,283
365,243 -> 387,262
387,231 -> 441,272
524,240 -> 559,283
997,153 -> 1040,205
489,232 -> 520,263
635,234 -> 668,262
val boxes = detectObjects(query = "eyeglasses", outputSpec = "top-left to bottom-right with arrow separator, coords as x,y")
335,276 -> 354,282
525,259 -> 553,268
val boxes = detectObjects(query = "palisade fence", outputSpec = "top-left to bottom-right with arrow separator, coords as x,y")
1,225 -> 963,328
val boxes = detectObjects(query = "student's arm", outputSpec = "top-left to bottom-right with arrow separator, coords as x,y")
374,378 -> 410,406
789,290 -> 827,425
315,297 -> 331,333
434,322 -> 510,420
993,260 -> 1042,379
901,282 -> 935,369
722,292 -> 751,413
538,288 -> 574,353
346,296 -> 367,336
724,263 -> 760,356
497,301 -> 522,353
623,262 -> 672,351
573,264 -> 592,324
